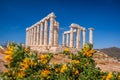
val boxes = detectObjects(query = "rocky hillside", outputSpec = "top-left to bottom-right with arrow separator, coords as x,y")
100,47 -> 120,59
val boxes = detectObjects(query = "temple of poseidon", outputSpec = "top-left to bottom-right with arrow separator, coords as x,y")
26,12 -> 94,53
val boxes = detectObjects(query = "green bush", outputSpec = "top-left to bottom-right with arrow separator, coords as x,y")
0,43 -> 120,80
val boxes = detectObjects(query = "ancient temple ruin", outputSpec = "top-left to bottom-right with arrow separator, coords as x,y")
62,23 -> 94,49
26,12 -> 94,53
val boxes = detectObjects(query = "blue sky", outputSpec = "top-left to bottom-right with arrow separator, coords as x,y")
0,0 -> 120,49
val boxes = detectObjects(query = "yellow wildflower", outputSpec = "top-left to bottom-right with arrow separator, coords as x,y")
4,69 -> 10,73
64,48 -> 70,52
60,64 -> 67,73
8,46 -> 14,51
106,72 -> 113,80
55,68 -> 59,73
24,48 -> 29,53
4,51 -> 12,55
21,63 -> 29,70
75,70 -> 79,75
4,55 -> 13,61
53,62 -> 58,65
41,70 -> 50,77
29,59 -> 37,66
40,54 -> 50,59
72,67 -> 75,71
21,58 -> 37,69
23,57 -> 30,64
17,70 -> 26,78
40,59 -> 48,65
71,60 -> 80,64
83,49 -> 95,57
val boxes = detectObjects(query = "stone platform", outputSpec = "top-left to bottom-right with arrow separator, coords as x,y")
30,46 -> 81,54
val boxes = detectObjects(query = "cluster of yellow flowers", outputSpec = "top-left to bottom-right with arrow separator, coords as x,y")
71,60 -> 80,64
21,57 -> 37,70
16,70 -> 26,78
75,70 -> 79,75
4,45 -> 14,62
40,69 -> 50,78
82,45 -> 95,57
24,47 -> 29,53
72,67 -> 79,75
64,48 -> 70,52
106,72 -> 113,80
39,54 -> 50,65
102,72 -> 113,80
60,64 -> 67,73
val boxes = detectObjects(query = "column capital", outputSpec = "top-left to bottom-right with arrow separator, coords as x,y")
88,28 -> 94,30
49,12 -> 56,18
82,28 -> 86,31
54,21 -> 59,27
41,19 -> 45,23
26,28 -> 29,31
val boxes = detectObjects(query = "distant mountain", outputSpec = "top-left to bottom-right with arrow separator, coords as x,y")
100,47 -> 120,59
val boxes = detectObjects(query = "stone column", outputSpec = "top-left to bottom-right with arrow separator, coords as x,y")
82,28 -> 86,47
66,33 -> 69,47
40,22 -> 44,45
49,13 -> 55,46
44,19 -> 48,46
89,28 -> 94,44
36,25 -> 40,45
28,29 -> 31,46
31,28 -> 34,46
33,26 -> 36,45
70,27 -> 74,47
62,33 -> 65,46
53,22 -> 59,46
26,28 -> 28,46
76,28 -> 80,49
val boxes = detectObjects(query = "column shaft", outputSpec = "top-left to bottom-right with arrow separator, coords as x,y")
49,17 -> 54,46
62,33 -> 65,46
36,25 -> 40,45
33,27 -> 36,45
54,25 -> 59,46
44,20 -> 48,46
82,28 -> 86,47
66,33 -> 69,46
89,28 -> 94,44
28,30 -> 30,46
70,28 -> 74,47
40,22 -> 44,45
31,28 -> 33,46
76,29 -> 80,49
26,29 -> 28,46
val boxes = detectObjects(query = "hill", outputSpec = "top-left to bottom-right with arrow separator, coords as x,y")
100,47 -> 120,59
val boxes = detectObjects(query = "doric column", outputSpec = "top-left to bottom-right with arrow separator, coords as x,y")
76,28 -> 80,49
40,22 -> 44,45
70,27 -> 74,47
29,29 -> 31,46
49,13 -> 55,46
89,28 -> 94,44
82,28 -> 86,47
62,33 -> 65,46
44,19 -> 48,46
33,26 -> 37,45
53,21 -> 59,46
36,25 -> 40,45
26,28 -> 28,46
31,28 -> 34,46
66,33 -> 69,47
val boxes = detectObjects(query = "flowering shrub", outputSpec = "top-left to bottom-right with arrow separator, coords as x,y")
63,47 -> 70,55
0,43 -> 120,80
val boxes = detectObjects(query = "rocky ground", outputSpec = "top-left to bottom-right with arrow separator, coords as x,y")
0,47 -> 120,72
